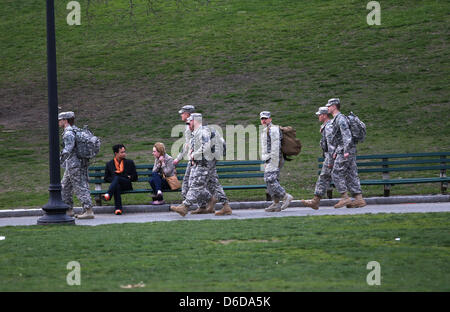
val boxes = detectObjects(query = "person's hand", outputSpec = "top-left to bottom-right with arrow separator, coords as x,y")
344,153 -> 349,158
333,153 -> 337,159
173,159 -> 179,166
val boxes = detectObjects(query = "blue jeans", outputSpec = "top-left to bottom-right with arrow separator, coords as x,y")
149,172 -> 170,198
107,175 -> 132,210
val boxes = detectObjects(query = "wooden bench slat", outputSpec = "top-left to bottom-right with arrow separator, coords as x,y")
357,165 -> 450,173
318,152 -> 450,162
360,177 -> 450,185
90,184 -> 267,195
318,158 -> 450,168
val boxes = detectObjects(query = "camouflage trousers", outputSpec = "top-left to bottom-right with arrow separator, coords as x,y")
61,166 -> 93,209
264,169 -> 286,201
204,160 -> 229,206
181,161 -> 192,200
183,163 -> 212,207
314,155 -> 333,197
331,153 -> 362,195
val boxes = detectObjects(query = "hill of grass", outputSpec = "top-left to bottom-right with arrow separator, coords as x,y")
0,0 -> 449,208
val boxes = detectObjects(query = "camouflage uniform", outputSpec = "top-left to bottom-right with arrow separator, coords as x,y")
176,124 -> 193,200
205,160 -> 229,206
330,113 -> 362,195
60,125 -> 93,210
261,123 -> 286,201
314,119 -> 335,197
183,125 -> 213,207
204,128 -> 228,206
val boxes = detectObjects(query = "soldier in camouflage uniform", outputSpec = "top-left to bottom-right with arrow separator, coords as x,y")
58,111 -> 94,219
191,125 -> 232,216
326,98 -> 366,208
173,105 -> 196,201
171,113 -> 214,216
301,107 -> 335,210
260,111 -> 293,212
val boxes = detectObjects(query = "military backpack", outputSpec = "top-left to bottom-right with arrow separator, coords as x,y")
280,126 -> 302,160
72,125 -> 101,159
346,112 -> 366,144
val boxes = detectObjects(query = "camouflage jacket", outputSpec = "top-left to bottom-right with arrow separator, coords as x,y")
260,123 -> 283,172
320,119 -> 336,166
190,125 -> 215,163
61,125 -> 84,169
330,113 -> 356,155
175,124 -> 193,162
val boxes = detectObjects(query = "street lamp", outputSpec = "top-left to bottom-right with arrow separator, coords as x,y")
37,0 -> 75,225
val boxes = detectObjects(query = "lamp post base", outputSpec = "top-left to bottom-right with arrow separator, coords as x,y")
37,213 -> 75,225
37,189 -> 75,225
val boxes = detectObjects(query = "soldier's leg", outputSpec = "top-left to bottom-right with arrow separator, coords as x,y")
314,160 -> 333,198
346,155 -> 366,208
61,170 -> 74,208
192,161 -> 218,214
71,167 -> 94,215
331,154 -> 352,208
181,161 -> 192,200
207,161 -> 232,216
184,165 -> 212,207
264,170 -> 286,212
207,161 -> 228,204
172,164 -> 211,217
345,155 -> 362,195
331,154 -> 349,194
302,159 -> 331,210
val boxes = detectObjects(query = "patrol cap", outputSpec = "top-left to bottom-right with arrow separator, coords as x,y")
178,105 -> 195,114
326,98 -> 340,107
187,113 -> 202,122
58,111 -> 75,120
315,106 -> 329,115
260,111 -> 271,119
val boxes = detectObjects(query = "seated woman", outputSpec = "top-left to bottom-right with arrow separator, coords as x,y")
149,142 -> 177,205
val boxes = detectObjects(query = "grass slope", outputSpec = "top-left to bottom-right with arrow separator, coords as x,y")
0,0 -> 449,208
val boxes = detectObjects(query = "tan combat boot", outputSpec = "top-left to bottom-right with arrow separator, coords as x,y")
301,195 -> 321,210
215,203 -> 232,216
191,206 -> 208,214
347,194 -> 367,208
334,192 -> 352,209
77,207 -> 95,219
205,196 -> 218,213
170,203 -> 189,217
265,199 -> 281,212
280,193 -> 293,210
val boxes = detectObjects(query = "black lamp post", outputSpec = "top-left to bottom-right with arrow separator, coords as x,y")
37,0 -> 75,225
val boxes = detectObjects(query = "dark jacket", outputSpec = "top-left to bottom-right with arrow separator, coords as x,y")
104,158 -> 138,184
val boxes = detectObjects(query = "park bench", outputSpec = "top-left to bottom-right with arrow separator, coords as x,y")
89,160 -> 266,206
318,152 -> 450,198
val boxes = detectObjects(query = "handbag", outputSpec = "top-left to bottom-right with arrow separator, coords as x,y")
164,172 -> 181,190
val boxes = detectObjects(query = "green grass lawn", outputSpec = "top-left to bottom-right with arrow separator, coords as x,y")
0,0 -> 449,209
0,213 -> 448,291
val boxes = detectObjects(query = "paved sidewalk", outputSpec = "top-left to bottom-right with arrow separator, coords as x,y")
1,202 -> 449,227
